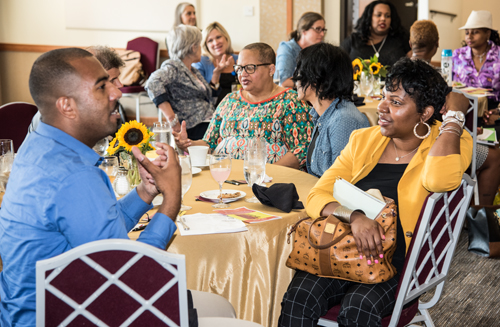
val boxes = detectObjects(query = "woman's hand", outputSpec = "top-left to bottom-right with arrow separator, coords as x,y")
213,54 -> 234,74
350,212 -> 386,264
483,108 -> 499,125
172,121 -> 192,151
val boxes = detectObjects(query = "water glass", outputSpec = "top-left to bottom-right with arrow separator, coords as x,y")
273,69 -> 280,86
359,71 -> 374,102
209,154 -> 232,208
179,155 -> 192,211
99,156 -> 119,184
152,121 -> 174,149
244,138 -> 267,203
0,139 -> 14,184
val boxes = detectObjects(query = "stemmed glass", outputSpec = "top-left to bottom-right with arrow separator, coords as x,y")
179,155 -> 193,211
0,139 -> 14,192
209,154 -> 232,208
99,156 -> 119,184
359,71 -> 374,103
244,138 -> 267,203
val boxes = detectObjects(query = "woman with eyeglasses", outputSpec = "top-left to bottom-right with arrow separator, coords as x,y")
175,42 -> 314,170
274,12 -> 326,88
341,1 -> 410,67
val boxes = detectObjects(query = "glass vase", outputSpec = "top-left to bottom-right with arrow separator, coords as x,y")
127,156 -> 141,188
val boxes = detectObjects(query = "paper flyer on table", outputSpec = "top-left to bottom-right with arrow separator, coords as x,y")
213,207 -> 282,223
177,213 -> 248,236
477,128 -> 497,142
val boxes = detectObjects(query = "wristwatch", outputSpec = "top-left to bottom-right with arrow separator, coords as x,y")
443,110 -> 465,124
210,81 -> 220,90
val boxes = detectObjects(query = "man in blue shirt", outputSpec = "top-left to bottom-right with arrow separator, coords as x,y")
0,48 -> 181,326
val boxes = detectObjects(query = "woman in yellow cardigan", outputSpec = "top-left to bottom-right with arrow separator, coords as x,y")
278,58 -> 472,327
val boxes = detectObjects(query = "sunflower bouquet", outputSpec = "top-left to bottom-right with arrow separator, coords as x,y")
107,121 -> 155,187
352,55 -> 388,81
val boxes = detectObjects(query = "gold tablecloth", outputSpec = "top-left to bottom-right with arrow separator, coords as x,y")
130,160 -> 319,327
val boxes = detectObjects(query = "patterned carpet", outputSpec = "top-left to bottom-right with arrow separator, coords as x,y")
421,230 -> 500,327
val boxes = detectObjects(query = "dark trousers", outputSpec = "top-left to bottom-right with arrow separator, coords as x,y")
278,270 -> 399,327
187,122 -> 209,141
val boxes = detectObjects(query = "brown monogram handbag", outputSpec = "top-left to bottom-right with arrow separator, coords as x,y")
285,199 -> 398,284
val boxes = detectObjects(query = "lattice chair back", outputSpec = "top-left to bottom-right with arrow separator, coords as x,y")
36,239 -> 188,327
318,175 -> 474,327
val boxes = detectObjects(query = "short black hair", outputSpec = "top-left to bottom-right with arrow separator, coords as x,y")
29,48 -> 92,110
385,57 -> 449,126
293,43 -> 353,102
242,42 -> 276,65
355,1 -> 407,42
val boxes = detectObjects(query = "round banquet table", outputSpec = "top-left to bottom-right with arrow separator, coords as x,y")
129,159 -> 319,327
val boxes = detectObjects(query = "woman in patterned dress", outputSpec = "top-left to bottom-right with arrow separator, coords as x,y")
175,42 -> 314,170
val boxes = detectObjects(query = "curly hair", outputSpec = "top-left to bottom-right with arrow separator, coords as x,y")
292,43 -> 353,103
355,1 -> 407,42
385,57 -> 449,126
410,20 -> 439,51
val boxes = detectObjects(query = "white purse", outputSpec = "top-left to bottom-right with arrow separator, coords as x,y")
332,177 -> 386,220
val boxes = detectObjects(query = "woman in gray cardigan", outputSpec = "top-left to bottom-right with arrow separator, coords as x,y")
146,25 -> 214,140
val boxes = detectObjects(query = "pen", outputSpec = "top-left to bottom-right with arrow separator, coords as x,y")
225,180 -> 240,186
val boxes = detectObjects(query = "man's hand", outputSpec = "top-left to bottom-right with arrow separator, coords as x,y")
132,145 -> 181,220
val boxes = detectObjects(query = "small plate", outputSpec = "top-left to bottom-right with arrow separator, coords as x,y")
192,167 -> 202,174
200,189 -> 246,203
152,194 -> 163,206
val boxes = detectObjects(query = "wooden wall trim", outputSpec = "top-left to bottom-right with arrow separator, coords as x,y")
286,0 -> 293,36
0,43 -> 169,58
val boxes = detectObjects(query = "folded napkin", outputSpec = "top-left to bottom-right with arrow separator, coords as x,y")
352,94 -> 365,107
252,183 -> 304,213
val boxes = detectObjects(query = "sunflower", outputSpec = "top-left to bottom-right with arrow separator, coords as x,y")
106,137 -> 120,155
116,121 -> 150,152
369,62 -> 382,75
352,58 -> 363,80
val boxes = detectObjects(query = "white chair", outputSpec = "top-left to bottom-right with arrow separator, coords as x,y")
318,174 -> 475,327
36,239 -> 264,326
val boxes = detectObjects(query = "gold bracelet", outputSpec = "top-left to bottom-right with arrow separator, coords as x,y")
333,205 -> 354,223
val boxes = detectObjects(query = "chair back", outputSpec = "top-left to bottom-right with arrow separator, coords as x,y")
388,174 -> 475,326
36,239 -> 188,327
126,37 -> 160,78
0,102 -> 38,152
319,175 -> 475,327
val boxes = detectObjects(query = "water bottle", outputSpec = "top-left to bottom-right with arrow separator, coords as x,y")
441,49 -> 453,86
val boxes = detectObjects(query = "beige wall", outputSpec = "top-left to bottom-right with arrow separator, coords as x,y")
260,0 -> 288,51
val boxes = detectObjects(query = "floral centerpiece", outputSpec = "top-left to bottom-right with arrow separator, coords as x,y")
107,121 -> 155,187
352,55 -> 388,81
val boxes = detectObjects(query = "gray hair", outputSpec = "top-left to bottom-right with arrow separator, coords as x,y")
173,2 -> 196,28
167,25 -> 202,60
86,45 -> 124,70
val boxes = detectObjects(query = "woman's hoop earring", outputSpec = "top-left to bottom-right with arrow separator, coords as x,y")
414,121 -> 431,139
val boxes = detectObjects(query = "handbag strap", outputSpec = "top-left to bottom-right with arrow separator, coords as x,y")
287,216 -> 311,244
307,216 -> 351,249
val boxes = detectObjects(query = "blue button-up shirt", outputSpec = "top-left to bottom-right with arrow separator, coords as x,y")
274,39 -> 302,85
0,122 -> 176,326
306,98 -> 370,177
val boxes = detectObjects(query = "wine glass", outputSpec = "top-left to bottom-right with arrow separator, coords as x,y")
99,156 -> 119,184
273,69 -> 281,86
179,155 -> 193,211
359,71 -> 374,103
209,154 -> 232,208
152,121 -> 174,149
244,138 -> 267,203
93,137 -> 109,156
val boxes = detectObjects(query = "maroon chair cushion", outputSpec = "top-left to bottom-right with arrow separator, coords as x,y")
120,85 -> 145,94
0,102 -> 38,152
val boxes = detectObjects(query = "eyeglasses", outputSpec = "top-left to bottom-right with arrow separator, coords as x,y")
311,27 -> 327,34
233,63 -> 272,75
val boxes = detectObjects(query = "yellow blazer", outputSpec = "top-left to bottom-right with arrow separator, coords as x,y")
306,123 -> 473,251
